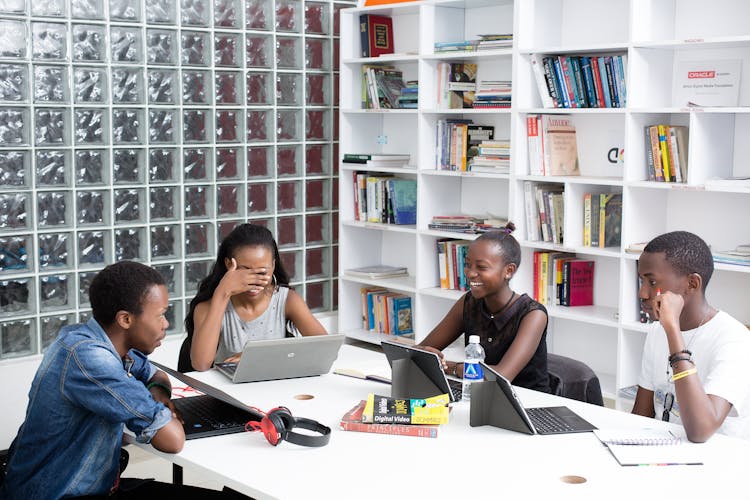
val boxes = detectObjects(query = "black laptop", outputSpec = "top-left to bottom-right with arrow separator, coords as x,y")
150,361 -> 262,440
470,361 -> 596,435
380,340 -> 462,402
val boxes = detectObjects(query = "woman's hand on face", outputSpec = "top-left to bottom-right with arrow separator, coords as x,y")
220,258 -> 272,296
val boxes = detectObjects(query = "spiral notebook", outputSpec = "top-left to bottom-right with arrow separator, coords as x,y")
594,429 -> 703,466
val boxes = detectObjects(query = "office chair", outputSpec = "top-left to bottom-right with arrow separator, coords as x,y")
547,353 -> 604,406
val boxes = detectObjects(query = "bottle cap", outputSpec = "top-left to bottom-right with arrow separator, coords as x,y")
468,334 -> 480,344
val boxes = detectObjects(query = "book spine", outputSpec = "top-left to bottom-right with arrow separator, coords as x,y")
580,56 -> 598,108
552,57 -> 571,108
643,127 -> 656,181
598,194 -> 606,249
352,171 -> 360,221
648,125 -> 664,182
561,259 -> 570,306
526,114 -> 542,176
524,180 -> 540,241
667,126 -> 683,183
583,192 -> 591,246
542,56 -> 561,107
569,56 -> 588,108
597,56 -> 613,108
615,54 -> 627,107
360,15 -> 370,58
340,420 -> 438,438
559,56 -> 578,108
533,251 -> 540,301
657,124 -> 673,182
604,57 -> 619,107
590,56 -> 605,108
530,53 -> 555,108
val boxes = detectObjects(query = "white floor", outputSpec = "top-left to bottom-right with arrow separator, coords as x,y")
122,445 -> 224,491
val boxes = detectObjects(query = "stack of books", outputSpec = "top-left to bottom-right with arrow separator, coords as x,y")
469,139 -> 510,174
477,33 -> 513,50
343,153 -> 410,167
473,80 -> 512,109
712,244 -> 750,267
434,40 -> 478,53
428,215 -> 509,234
397,81 -> 418,108
532,251 -> 594,307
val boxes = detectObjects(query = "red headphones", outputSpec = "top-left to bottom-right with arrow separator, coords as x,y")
246,406 -> 331,447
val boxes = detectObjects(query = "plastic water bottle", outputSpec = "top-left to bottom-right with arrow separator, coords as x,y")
462,335 -> 485,401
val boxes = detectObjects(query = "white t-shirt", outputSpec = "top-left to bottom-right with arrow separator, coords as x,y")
638,310 -> 750,440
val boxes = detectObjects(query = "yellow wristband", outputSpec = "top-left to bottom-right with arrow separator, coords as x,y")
670,367 -> 698,382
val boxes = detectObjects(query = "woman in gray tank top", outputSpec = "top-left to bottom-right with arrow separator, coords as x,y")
183,224 -> 327,371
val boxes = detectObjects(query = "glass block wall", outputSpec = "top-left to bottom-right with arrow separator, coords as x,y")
0,0 -> 349,359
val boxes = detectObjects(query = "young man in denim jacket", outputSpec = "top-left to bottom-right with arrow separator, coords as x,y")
0,261 -> 246,499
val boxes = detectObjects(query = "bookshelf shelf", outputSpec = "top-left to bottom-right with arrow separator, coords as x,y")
340,164 -> 418,175
340,274 -> 418,293
340,0 -> 750,409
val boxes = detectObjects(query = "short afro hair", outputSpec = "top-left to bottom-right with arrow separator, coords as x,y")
643,231 -> 713,291
89,261 -> 166,326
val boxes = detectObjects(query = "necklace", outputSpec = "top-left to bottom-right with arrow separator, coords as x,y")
666,306 -> 713,381
488,291 -> 515,320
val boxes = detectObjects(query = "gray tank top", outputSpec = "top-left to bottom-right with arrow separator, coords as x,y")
214,286 -> 299,363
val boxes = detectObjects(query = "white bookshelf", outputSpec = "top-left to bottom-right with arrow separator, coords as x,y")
339,0 -> 750,409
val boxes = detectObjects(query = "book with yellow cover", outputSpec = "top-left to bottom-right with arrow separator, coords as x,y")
362,393 -> 450,425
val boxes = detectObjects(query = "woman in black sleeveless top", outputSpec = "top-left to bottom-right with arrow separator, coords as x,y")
418,222 -> 550,393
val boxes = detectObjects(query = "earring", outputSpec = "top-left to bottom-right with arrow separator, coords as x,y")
272,274 -> 278,289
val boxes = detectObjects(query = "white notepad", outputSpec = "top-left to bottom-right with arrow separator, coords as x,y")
595,429 -> 704,466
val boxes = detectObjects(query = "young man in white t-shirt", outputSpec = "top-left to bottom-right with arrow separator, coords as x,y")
633,231 -> 750,442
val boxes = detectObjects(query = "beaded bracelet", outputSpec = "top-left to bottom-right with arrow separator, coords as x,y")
671,367 -> 698,382
669,355 -> 694,367
668,349 -> 693,364
146,382 -> 172,399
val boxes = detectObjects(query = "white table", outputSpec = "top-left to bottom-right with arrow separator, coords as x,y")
131,343 -> 750,499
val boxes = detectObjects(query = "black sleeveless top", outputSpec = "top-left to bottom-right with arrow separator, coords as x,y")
462,292 -> 550,393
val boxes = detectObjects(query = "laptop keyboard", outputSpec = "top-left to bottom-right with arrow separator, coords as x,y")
448,378 -> 463,401
173,395 -> 255,439
526,407 -> 575,433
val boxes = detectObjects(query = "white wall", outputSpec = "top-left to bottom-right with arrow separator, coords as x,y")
0,313 -> 337,450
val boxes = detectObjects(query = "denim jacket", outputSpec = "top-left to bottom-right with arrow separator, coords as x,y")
0,319 -> 172,499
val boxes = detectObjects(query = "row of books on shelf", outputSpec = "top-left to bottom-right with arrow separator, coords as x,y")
433,33 -> 513,53
428,215 -> 510,235
437,239 -> 469,291
436,62 -> 512,109
351,172 -> 417,225
644,124 -> 689,183
530,53 -> 627,109
526,114 -> 580,177
523,182 -> 564,244
583,193 -> 622,248
362,64 -> 417,109
533,251 -> 594,307
360,286 -> 414,335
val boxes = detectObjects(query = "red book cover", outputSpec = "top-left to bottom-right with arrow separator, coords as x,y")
340,401 -> 439,438
360,15 -> 394,58
568,260 -> 594,306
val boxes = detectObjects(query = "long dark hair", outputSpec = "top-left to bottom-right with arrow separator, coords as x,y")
184,223 -> 290,339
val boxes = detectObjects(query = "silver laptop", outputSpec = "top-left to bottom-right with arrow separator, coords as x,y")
214,334 -> 345,383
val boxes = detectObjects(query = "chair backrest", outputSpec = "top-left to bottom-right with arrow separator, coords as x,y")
177,336 -> 195,373
547,353 -> 604,406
